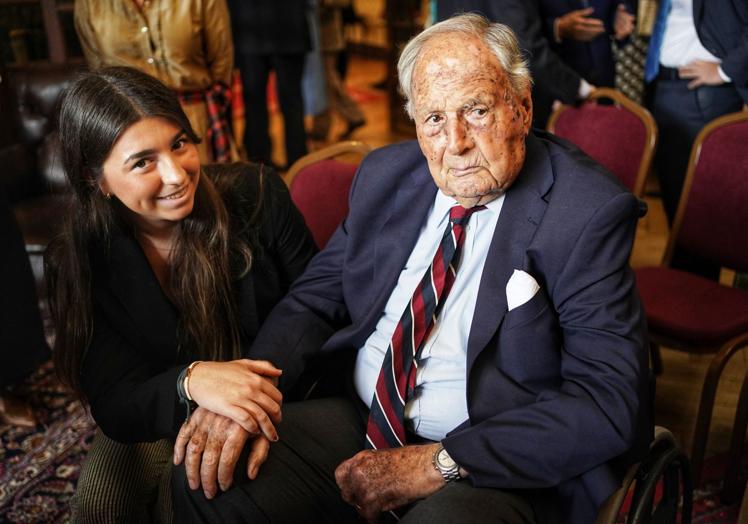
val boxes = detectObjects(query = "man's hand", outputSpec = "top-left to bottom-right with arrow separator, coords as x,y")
188,359 -> 282,441
678,60 -> 725,89
173,407 -> 271,499
335,443 -> 444,522
613,4 -> 635,40
557,8 -> 605,42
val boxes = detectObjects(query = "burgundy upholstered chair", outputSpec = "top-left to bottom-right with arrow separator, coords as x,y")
635,110 -> 748,490
285,141 -> 372,249
547,87 -> 657,197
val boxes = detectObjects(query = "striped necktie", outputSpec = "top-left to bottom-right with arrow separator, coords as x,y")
366,204 -> 485,449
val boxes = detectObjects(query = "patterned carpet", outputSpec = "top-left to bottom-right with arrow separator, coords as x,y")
0,359 -> 743,523
0,360 -> 95,523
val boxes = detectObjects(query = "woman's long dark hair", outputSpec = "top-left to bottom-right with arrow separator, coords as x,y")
46,66 -> 251,398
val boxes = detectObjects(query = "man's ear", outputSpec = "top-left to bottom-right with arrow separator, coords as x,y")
520,88 -> 533,132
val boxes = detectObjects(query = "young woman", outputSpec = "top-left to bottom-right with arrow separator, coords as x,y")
46,66 -> 316,522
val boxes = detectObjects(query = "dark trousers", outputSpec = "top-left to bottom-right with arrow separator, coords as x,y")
651,79 -> 743,223
0,189 -> 48,387
236,52 -> 308,167
172,397 -> 538,523
651,78 -> 743,279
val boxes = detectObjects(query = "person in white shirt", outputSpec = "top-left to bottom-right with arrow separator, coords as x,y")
645,0 -> 747,244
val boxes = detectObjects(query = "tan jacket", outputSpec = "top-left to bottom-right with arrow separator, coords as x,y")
74,0 -> 236,162
74,0 -> 233,90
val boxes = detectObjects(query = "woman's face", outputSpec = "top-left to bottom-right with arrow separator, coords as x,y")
99,117 -> 200,233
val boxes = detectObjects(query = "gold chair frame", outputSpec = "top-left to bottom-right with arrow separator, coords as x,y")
284,140 -> 373,188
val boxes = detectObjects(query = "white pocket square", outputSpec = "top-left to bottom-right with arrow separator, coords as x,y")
506,269 -> 540,311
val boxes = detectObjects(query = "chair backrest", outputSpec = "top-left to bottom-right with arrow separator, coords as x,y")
663,111 -> 748,272
547,87 -> 657,197
285,141 -> 372,249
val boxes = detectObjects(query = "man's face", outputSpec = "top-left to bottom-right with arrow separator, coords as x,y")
411,34 -> 532,208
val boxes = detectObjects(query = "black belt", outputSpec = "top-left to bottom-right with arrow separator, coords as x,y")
657,65 -> 681,81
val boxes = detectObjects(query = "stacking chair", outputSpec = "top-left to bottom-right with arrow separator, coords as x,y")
285,140 -> 372,249
634,110 -> 748,488
595,426 -> 692,524
547,87 -> 657,197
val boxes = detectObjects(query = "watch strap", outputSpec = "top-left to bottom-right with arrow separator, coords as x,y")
432,444 -> 461,482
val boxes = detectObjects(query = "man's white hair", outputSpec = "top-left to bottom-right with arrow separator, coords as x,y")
397,13 -> 532,119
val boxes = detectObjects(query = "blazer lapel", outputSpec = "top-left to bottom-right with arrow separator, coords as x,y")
693,0 -> 703,24
466,134 -> 554,374
106,234 -> 180,355
371,162 -> 438,308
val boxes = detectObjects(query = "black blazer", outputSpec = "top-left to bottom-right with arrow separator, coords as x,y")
693,0 -> 748,104
81,163 -> 316,443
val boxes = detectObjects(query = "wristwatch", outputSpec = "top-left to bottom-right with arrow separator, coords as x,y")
432,444 -> 461,482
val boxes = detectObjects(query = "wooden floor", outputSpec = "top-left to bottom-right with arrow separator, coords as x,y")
269,56 -> 747,475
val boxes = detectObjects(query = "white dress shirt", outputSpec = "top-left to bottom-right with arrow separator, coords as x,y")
660,0 -> 729,81
354,189 -> 504,441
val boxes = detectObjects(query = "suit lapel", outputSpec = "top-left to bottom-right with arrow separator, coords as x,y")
372,162 -> 438,307
106,234 -> 180,355
466,134 -> 554,374
693,0 -> 703,24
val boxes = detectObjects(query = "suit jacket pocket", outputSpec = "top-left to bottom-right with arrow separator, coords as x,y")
503,287 -> 550,331
496,290 -> 561,388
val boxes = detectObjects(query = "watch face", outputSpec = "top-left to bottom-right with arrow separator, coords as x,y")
437,448 -> 457,469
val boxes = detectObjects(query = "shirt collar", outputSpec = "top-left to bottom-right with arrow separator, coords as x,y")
434,189 -> 505,229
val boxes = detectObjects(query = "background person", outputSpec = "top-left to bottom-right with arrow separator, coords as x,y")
540,0 -> 636,88
0,188 -> 49,428
309,0 -> 367,142
644,0 -> 747,278
74,0 -> 238,163
46,66 -> 316,522
227,0 -> 310,169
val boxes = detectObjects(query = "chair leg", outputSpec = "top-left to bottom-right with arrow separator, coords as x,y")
650,341 -> 664,376
629,445 -> 692,524
691,335 -> 748,488
722,367 -> 748,504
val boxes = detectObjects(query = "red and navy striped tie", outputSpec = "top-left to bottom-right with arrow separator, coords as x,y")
366,204 -> 485,450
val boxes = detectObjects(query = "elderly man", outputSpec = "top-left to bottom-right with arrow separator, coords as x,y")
173,13 -> 650,523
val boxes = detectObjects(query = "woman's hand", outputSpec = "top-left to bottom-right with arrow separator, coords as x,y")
187,359 -> 283,441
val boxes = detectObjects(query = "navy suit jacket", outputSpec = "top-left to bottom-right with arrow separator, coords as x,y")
251,132 -> 651,523
693,0 -> 748,104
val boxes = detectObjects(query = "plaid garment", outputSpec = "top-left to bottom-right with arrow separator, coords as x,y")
178,82 -> 233,163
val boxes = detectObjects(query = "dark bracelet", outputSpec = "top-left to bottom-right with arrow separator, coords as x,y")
176,365 -> 197,422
